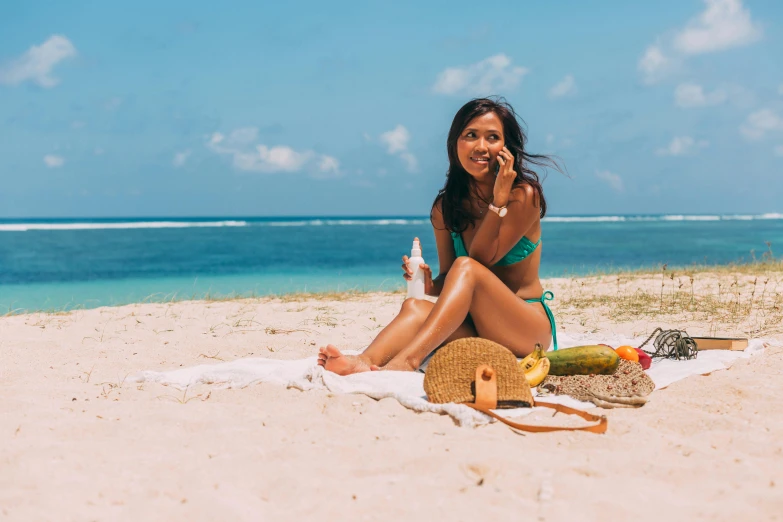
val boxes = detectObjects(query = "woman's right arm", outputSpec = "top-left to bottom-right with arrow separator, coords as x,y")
427,199 -> 456,297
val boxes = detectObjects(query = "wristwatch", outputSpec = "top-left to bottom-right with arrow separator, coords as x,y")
488,203 -> 507,217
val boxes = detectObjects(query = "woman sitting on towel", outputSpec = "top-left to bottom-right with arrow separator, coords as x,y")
319,97 -> 562,375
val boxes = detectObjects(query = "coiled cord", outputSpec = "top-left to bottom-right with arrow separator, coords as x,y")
638,327 -> 698,360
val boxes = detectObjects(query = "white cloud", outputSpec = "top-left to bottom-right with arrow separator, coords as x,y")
43,154 -> 65,168
674,83 -> 727,107
638,0 -> 761,83
638,45 -> 672,84
673,0 -> 762,55
398,152 -> 418,172
238,145 -> 311,172
433,54 -> 528,96
207,128 -> 338,176
0,35 -> 77,88
379,124 -> 418,172
379,125 -> 410,154
595,170 -> 624,192
775,145 -> 783,156
172,150 -> 191,168
310,155 -> 342,179
549,75 -> 577,99
656,136 -> 710,156
318,155 -> 340,174
740,109 -> 783,140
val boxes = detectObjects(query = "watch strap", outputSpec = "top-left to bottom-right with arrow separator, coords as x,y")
488,203 -> 507,216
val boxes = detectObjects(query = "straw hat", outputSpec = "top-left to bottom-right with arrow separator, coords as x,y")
423,337 -> 533,408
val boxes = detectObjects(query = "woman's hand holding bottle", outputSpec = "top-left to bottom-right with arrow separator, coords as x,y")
402,238 -> 433,297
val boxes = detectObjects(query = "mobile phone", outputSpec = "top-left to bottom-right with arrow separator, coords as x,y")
495,162 -> 499,176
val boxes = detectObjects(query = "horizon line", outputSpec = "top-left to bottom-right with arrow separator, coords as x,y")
1,212 -> 782,221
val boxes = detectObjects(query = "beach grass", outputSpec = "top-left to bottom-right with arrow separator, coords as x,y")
560,259 -> 783,337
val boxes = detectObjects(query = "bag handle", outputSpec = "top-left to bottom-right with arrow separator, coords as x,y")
467,365 -> 608,434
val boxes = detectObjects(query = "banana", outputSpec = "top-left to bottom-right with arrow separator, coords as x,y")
524,356 -> 551,387
519,343 -> 543,372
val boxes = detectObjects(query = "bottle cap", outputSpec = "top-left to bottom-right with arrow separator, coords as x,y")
411,238 -> 421,257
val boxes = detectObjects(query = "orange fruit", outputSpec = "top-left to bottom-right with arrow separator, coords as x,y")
615,345 -> 640,362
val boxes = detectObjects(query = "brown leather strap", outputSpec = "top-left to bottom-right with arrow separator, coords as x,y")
473,365 -> 498,410
467,402 -> 608,434
467,365 -> 608,434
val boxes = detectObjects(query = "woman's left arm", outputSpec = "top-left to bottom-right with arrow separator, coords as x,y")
467,147 -> 539,266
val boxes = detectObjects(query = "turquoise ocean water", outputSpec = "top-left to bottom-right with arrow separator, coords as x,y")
1,214 -> 781,312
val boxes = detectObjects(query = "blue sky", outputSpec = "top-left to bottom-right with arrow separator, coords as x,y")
1,0 -> 782,217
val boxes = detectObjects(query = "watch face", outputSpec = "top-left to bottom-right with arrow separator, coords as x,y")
499,207 -> 508,217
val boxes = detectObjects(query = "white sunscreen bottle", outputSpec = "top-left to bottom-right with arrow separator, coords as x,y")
407,237 -> 426,299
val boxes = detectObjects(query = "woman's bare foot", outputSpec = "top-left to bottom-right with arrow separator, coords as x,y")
317,345 -> 377,376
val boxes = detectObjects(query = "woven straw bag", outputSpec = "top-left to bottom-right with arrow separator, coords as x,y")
423,338 -> 607,434
424,337 -> 534,407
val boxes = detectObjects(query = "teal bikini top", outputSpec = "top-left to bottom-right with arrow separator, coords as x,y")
450,232 -> 541,267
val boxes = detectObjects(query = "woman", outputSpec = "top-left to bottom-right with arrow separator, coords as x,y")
318,97 -> 560,375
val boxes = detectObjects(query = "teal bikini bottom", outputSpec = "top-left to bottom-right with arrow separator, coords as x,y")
524,290 -> 558,351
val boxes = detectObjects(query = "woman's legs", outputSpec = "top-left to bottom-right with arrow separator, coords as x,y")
383,256 -> 551,371
317,297 -> 477,375
319,257 -> 552,374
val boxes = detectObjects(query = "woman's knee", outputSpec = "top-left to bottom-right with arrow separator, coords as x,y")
452,256 -> 478,270
448,256 -> 482,281
400,297 -> 433,318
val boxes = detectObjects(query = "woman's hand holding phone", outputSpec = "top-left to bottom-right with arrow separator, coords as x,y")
493,146 -> 516,207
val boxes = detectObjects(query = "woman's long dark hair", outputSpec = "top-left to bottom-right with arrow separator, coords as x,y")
433,97 -> 562,233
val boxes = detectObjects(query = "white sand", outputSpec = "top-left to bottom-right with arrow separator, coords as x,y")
2,278 -> 782,521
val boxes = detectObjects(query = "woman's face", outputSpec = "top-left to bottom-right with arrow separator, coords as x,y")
456,111 -> 505,180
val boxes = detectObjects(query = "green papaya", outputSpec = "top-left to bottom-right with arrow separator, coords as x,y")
544,345 -> 620,376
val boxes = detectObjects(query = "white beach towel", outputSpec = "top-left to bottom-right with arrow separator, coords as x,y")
131,333 -> 772,428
